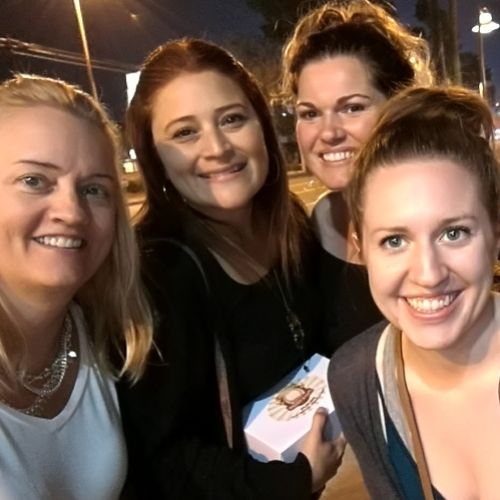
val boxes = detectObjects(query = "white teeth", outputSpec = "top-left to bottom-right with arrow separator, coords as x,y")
322,151 -> 354,162
36,236 -> 83,249
406,294 -> 456,313
200,163 -> 245,178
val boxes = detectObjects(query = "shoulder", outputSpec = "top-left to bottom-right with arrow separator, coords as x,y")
328,320 -> 386,391
141,238 -> 211,291
310,192 -> 333,232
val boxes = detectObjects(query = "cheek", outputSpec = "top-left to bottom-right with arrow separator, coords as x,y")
155,143 -> 191,179
364,252 -> 402,306
295,123 -> 314,153
94,207 -> 116,249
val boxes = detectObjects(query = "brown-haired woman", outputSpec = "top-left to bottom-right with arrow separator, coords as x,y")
282,0 -> 433,349
0,74 -> 152,498
329,86 -> 500,499
118,38 -> 345,499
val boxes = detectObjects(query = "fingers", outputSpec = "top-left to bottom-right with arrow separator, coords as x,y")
334,432 -> 347,451
309,407 -> 328,435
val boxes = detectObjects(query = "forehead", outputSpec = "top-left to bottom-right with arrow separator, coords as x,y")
0,105 -> 115,173
151,70 -> 249,117
362,158 -> 487,228
297,55 -> 378,100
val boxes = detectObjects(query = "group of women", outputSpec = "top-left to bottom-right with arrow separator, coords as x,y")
0,1 -> 498,499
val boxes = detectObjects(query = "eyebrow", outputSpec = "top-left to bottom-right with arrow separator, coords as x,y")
15,159 -> 60,170
15,159 -> 114,181
163,102 -> 247,131
296,93 -> 372,107
369,215 -> 478,235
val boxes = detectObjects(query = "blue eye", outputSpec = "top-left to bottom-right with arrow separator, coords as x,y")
19,174 -> 49,191
381,235 -> 405,249
441,226 -> 470,243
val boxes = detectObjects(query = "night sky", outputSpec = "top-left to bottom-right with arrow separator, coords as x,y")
1,0 -> 500,118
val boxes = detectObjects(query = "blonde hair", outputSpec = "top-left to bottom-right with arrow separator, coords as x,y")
281,0 -> 432,101
0,74 -> 153,390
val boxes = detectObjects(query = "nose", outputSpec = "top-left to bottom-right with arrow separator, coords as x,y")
319,113 -> 346,143
408,241 -> 448,288
50,186 -> 88,226
201,127 -> 232,159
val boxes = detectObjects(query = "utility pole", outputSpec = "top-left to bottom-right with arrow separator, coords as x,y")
448,0 -> 461,84
72,0 -> 98,99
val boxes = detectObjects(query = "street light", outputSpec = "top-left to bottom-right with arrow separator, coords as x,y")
72,0 -> 98,99
472,7 -> 499,98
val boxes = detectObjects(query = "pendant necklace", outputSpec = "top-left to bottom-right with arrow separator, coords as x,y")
272,269 -> 306,353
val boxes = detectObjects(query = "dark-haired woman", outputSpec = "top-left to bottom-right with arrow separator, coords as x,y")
117,38 -> 345,500
281,0 -> 433,350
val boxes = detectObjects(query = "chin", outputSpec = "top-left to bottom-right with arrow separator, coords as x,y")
319,168 -> 352,191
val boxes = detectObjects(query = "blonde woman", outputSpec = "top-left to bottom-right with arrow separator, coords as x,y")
0,74 -> 152,499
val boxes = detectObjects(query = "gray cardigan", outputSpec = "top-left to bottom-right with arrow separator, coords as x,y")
328,321 -> 405,499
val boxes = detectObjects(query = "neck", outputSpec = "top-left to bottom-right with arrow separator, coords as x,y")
0,285 -> 72,373
327,192 -> 361,263
195,202 -> 254,232
401,296 -> 500,390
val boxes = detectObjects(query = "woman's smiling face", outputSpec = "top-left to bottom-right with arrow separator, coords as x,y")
360,157 -> 499,351
295,55 -> 386,191
0,105 -> 116,302
150,70 -> 269,220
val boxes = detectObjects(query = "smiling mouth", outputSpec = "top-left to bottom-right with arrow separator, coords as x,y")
405,292 -> 460,314
34,236 -> 84,249
320,151 -> 355,163
198,163 -> 246,179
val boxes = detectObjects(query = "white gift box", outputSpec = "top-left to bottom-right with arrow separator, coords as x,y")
243,354 -> 341,463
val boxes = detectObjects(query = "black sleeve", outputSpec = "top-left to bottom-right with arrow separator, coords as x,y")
118,242 -> 313,500
327,322 -> 404,500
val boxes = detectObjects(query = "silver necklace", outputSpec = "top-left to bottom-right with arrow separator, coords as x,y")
272,270 -> 306,352
21,314 -> 76,397
1,314 -> 78,417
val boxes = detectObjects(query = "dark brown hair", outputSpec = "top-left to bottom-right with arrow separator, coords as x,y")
281,0 -> 432,100
348,86 -> 500,238
127,38 -> 311,278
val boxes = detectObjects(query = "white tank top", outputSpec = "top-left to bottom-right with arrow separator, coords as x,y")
0,304 -> 127,499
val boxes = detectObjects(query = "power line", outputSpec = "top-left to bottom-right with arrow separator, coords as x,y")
0,37 -> 139,73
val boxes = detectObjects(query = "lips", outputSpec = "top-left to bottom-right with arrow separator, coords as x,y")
320,150 -> 355,163
198,162 -> 246,179
34,236 -> 84,249
405,292 -> 459,314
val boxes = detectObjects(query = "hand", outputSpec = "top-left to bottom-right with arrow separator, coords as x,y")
300,408 -> 347,492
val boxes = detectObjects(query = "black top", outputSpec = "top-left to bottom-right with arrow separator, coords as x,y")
117,230 -> 325,500
319,249 -> 384,353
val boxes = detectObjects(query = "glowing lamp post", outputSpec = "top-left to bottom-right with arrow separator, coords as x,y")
72,0 -> 98,99
472,7 -> 499,98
